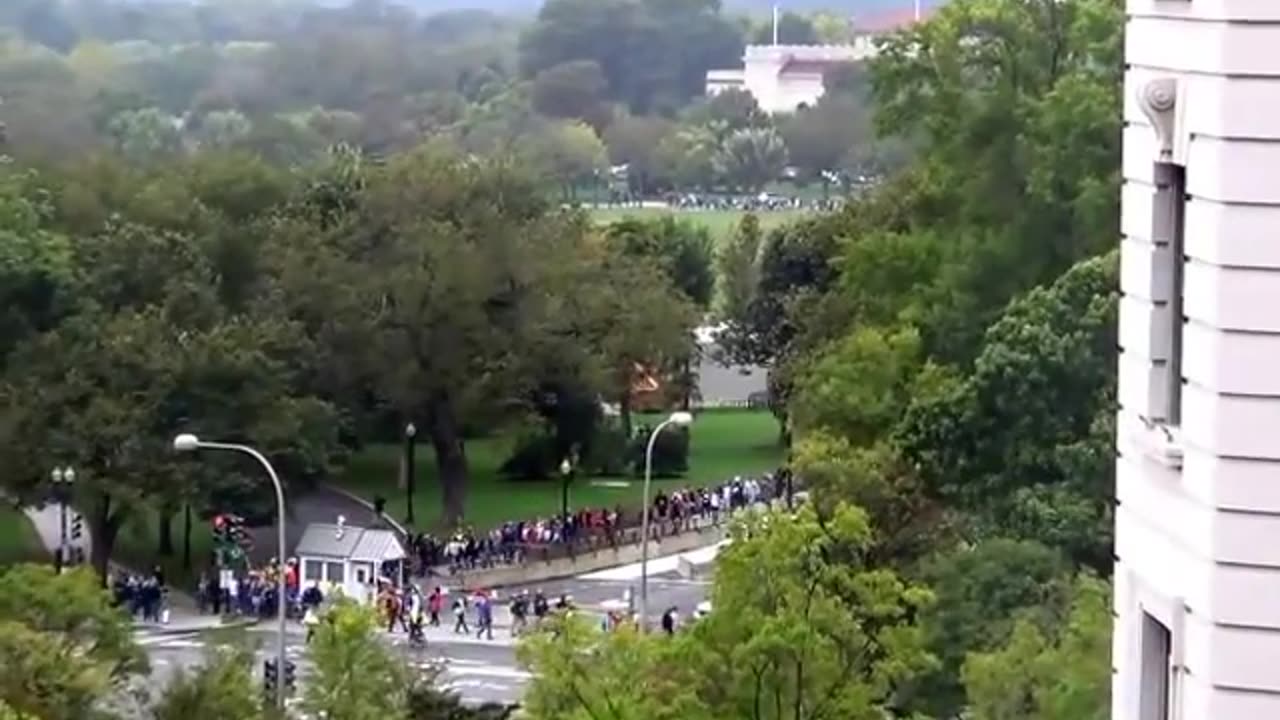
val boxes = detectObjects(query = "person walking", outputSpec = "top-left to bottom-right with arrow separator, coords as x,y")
428,587 -> 443,627
661,606 -> 678,635
510,592 -> 529,637
475,591 -> 495,640
452,594 -> 470,634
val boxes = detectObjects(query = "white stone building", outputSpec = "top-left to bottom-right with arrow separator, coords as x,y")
1115,1 -> 1280,718
705,43 -> 875,114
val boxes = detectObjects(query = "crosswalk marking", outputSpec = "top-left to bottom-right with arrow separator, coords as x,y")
445,666 -> 532,680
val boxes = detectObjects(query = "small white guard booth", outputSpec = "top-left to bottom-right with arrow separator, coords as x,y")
295,522 -> 406,604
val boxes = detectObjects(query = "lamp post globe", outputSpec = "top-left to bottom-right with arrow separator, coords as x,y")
403,423 -> 418,525
173,434 -> 201,453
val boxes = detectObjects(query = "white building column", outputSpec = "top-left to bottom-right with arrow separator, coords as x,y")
1115,2 -> 1280,719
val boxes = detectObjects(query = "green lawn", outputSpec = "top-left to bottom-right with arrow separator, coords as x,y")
589,207 -> 806,243
335,409 -> 783,531
0,504 -> 49,566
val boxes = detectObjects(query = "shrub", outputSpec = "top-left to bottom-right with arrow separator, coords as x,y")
583,423 -> 630,476
499,431 -> 559,481
628,423 -> 690,477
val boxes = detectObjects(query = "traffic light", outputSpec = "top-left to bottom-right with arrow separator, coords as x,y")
263,659 -> 278,695
70,514 -> 83,541
283,660 -> 297,694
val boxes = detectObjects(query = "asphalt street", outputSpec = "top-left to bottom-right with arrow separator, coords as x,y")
135,551 -> 716,707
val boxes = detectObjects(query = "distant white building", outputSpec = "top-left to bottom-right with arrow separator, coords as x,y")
705,43 -> 875,114
705,6 -> 934,115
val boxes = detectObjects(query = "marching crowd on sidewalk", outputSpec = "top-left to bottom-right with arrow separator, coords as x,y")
405,470 -> 790,576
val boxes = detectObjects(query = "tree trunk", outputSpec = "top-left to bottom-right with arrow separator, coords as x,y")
619,392 -> 633,440
681,354 -> 693,411
428,395 -> 469,528
181,503 -> 192,571
89,493 -> 122,587
157,507 -> 173,556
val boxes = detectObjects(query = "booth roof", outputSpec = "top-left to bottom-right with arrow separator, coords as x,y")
295,522 -> 405,562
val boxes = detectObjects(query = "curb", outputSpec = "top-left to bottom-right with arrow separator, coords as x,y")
320,485 -> 408,537
137,616 -> 262,636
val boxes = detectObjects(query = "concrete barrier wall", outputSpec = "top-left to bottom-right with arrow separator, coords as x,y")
442,525 -> 725,589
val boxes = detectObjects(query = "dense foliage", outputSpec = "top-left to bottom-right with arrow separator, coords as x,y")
0,0 -> 1128,717
534,0 -> 1123,716
0,0 -> 891,194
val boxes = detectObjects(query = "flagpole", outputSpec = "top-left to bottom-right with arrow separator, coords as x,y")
772,4 -> 779,46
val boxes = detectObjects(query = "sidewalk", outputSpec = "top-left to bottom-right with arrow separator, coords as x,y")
133,605 -> 261,636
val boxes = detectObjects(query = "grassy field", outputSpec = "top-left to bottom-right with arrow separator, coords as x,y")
0,504 -> 48,566
335,409 -> 783,531
590,206 -> 807,243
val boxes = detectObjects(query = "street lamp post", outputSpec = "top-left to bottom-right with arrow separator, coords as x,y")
173,434 -> 287,710
559,457 -> 573,521
50,466 -> 75,573
404,423 -> 417,526
639,411 -> 694,633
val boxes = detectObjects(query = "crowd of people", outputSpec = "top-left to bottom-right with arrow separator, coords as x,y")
407,507 -> 624,575
194,557 -> 304,619
664,192 -> 843,213
405,471 -> 787,577
110,567 -> 169,622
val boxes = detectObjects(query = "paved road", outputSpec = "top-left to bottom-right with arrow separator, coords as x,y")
137,623 -> 527,707
134,547 -> 717,707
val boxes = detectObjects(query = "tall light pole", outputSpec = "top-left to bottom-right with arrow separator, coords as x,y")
50,466 -> 75,573
404,422 -> 417,526
173,434 -> 288,710
639,411 -> 694,633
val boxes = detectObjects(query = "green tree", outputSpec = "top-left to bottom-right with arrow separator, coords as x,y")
910,539 -> 1072,716
522,119 -> 608,201
519,617 -> 706,720
713,213 -> 762,321
654,123 -> 718,191
0,166 -> 74,367
603,113 -> 673,195
682,89 -> 768,137
519,505 -> 937,720
962,574 -> 1111,720
779,95 -> 873,187
194,110 -> 252,150
713,126 -> 788,192
151,644 -> 263,720
304,602 -> 410,720
869,0 -> 1123,355
519,0 -> 743,113
530,60 -> 611,130
587,248 -> 698,437
791,325 -> 921,443
273,145 -> 599,524
106,107 -> 183,161
0,565 -> 144,719
894,251 -> 1118,570
606,216 -> 715,309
